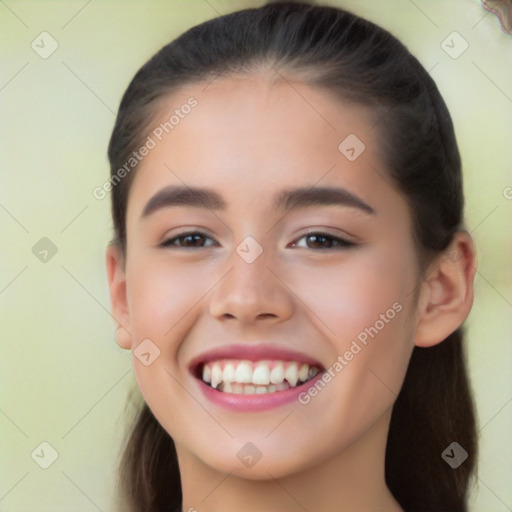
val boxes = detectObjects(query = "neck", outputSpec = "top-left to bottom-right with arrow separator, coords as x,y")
177,408 -> 402,512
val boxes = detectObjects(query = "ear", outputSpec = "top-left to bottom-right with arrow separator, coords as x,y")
414,230 -> 477,348
106,243 -> 133,350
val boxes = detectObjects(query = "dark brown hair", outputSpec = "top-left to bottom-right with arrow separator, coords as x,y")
108,2 -> 477,511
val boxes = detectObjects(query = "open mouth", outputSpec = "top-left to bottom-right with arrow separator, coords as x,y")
195,359 -> 323,395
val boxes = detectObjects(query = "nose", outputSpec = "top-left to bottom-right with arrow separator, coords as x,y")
208,243 -> 295,325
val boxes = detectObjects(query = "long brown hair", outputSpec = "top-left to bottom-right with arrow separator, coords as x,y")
108,2 -> 477,510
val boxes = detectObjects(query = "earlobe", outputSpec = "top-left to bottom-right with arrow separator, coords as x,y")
413,231 -> 477,348
106,243 -> 133,350
115,325 -> 132,350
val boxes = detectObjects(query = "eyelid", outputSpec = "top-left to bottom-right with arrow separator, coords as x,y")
159,229 -> 217,248
290,229 -> 356,249
295,227 -> 357,243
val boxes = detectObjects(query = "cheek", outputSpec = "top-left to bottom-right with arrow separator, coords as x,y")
125,254 -> 213,341
123,255 -> 215,428
123,255 -> 214,401
285,244 -> 416,415
285,243 -> 416,345
282,268 -> 414,472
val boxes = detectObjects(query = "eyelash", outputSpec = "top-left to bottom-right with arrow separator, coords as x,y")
159,230 -> 356,250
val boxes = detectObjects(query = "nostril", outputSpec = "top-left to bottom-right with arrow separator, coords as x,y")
256,313 -> 277,320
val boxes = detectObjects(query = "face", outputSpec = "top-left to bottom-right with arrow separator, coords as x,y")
114,73 -> 422,479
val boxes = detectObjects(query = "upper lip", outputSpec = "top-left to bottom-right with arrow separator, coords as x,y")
189,344 -> 325,375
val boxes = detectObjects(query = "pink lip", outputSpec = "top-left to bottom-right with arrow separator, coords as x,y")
196,372 -> 325,412
189,344 -> 325,412
188,343 -> 323,371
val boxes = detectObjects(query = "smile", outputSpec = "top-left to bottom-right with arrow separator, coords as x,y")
189,345 -> 326,411
201,359 -> 321,394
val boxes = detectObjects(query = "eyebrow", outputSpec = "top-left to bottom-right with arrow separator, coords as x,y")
140,184 -> 376,218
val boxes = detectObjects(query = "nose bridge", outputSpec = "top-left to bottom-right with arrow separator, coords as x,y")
208,236 -> 293,323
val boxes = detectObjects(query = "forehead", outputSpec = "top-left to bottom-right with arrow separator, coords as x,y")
126,74 -> 404,220
151,74 -> 375,164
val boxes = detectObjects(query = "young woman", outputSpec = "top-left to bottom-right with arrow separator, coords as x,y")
105,2 -> 478,511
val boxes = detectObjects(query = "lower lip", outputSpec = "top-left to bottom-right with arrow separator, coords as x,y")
195,372 -> 325,412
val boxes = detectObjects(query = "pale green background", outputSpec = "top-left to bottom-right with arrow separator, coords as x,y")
1,0 -> 511,510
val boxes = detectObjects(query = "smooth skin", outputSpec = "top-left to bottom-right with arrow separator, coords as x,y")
107,71 -> 476,512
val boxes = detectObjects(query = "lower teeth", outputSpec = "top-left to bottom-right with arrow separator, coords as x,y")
214,378 -> 314,394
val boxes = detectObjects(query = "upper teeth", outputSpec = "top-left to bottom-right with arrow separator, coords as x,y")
201,359 -> 320,389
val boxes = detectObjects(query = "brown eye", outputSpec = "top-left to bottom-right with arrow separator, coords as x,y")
290,232 -> 356,250
160,231 -> 216,248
